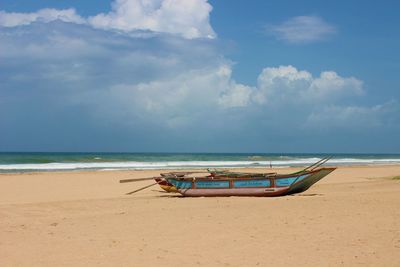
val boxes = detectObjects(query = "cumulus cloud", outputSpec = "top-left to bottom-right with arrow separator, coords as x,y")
77,62 -> 376,142
88,0 -> 215,39
309,71 -> 363,100
83,64 -> 255,131
0,0 -> 215,39
255,65 -> 363,105
306,100 -> 400,129
218,83 -> 254,108
82,64 -> 364,127
267,16 -> 336,44
0,8 -> 85,27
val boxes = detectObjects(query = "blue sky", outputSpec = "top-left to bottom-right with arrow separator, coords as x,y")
1,0 -> 399,153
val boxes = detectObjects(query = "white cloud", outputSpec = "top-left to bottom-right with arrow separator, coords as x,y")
255,65 -> 312,104
306,100 -> 400,129
0,8 -> 85,27
81,63 -> 367,132
95,64 -> 253,127
309,71 -> 363,100
267,16 -> 336,44
0,0 -> 215,39
88,0 -> 215,39
218,83 -> 254,108
255,65 -> 363,105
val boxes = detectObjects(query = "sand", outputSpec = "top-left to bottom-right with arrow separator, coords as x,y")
1,165 -> 400,266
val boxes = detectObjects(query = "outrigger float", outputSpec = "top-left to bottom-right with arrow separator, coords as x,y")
120,157 -> 336,197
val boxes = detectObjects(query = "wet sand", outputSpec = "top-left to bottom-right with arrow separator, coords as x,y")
1,165 -> 400,266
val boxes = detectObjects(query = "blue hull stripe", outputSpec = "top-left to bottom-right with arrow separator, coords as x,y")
196,181 -> 230,188
275,174 -> 309,187
169,180 -> 192,189
234,180 -> 270,188
170,174 -> 310,189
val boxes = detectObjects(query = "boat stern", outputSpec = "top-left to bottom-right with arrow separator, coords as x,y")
285,167 -> 336,195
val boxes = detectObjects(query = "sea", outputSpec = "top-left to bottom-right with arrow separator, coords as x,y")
0,152 -> 400,173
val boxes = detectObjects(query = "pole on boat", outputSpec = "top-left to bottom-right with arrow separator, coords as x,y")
119,177 -> 156,183
302,156 -> 332,172
125,182 -> 159,195
160,171 -> 209,177
309,157 -> 331,171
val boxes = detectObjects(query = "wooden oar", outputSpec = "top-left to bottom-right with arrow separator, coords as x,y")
125,182 -> 159,195
119,177 -> 156,183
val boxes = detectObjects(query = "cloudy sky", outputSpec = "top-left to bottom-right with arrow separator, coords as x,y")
1,0 -> 399,153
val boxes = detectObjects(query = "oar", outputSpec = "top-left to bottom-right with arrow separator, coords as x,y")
125,182 -> 159,195
119,177 -> 157,183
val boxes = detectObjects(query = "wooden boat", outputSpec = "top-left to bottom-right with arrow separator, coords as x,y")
165,167 -> 336,197
119,157 -> 335,196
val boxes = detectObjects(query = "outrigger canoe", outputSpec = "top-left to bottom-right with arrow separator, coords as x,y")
120,157 -> 336,197
165,167 -> 335,197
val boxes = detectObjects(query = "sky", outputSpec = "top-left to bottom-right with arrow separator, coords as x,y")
1,0 -> 399,153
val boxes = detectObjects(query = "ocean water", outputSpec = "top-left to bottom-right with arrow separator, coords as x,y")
0,152 -> 400,173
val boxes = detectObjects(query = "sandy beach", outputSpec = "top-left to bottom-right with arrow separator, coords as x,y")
1,165 -> 400,266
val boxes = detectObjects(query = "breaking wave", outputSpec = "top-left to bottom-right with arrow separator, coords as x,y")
1,157 -> 400,172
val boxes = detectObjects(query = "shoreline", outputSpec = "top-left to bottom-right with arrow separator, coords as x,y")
1,162 -> 400,175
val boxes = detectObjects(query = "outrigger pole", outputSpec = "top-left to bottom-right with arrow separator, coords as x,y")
302,156 -> 332,172
119,177 -> 156,183
160,171 -> 209,177
125,182 -> 159,195
119,171 -> 209,183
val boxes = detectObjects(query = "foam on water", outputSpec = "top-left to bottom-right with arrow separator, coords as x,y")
1,157 -> 400,172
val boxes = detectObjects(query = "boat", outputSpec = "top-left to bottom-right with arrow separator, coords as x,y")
164,167 -> 335,197
119,157 -> 336,197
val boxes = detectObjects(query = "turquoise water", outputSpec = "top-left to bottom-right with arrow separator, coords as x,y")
0,152 -> 399,172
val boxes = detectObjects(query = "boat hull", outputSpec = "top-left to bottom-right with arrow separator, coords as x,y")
168,167 -> 336,197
